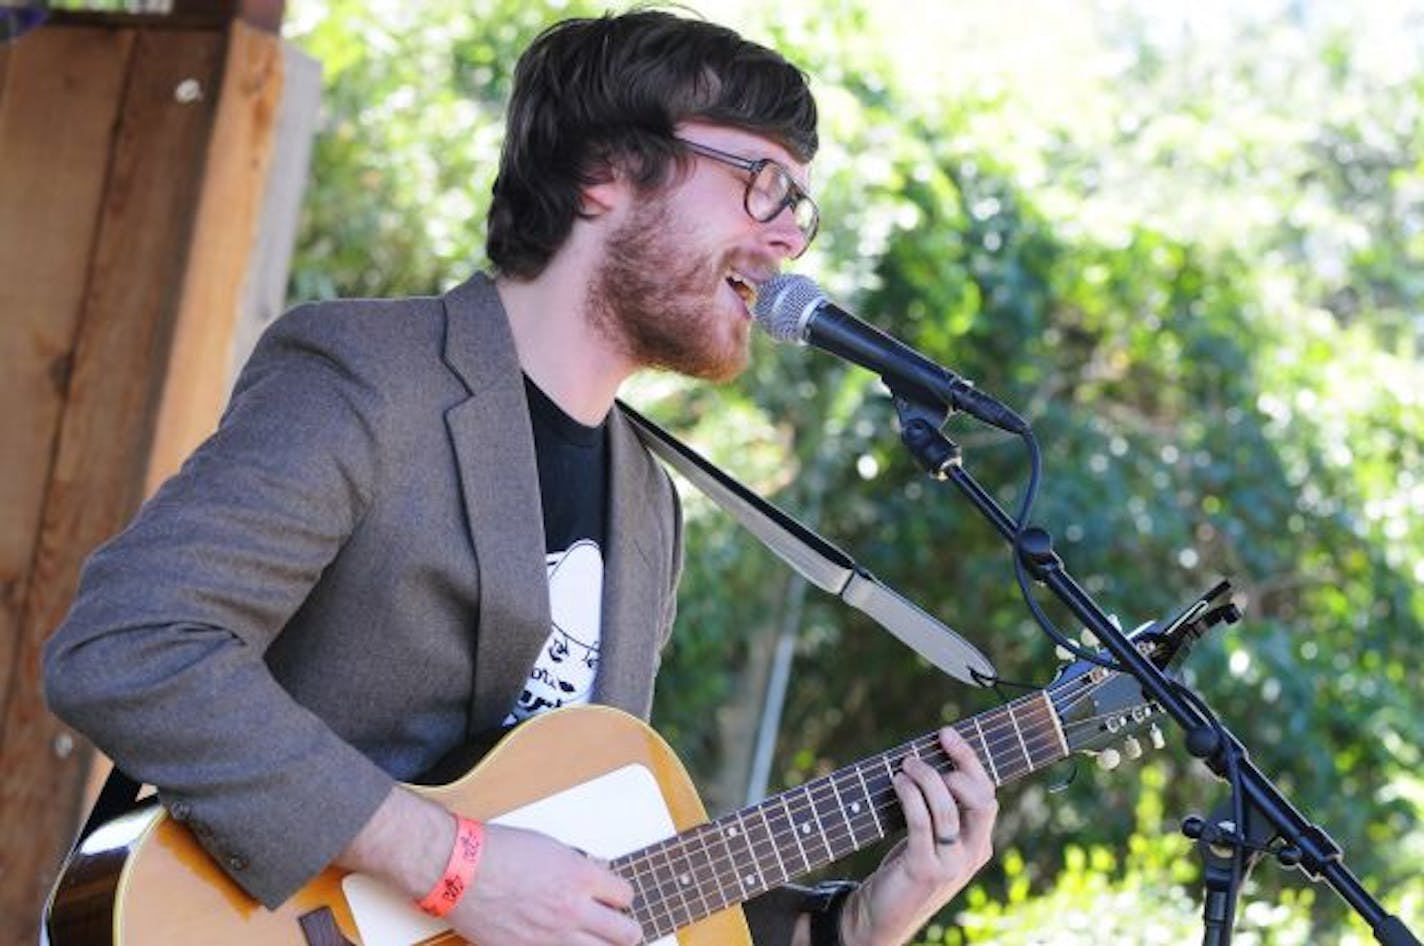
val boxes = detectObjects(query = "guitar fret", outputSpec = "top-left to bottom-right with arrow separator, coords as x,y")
798,782 -> 835,868
731,810 -> 767,896
627,862 -> 656,931
755,803 -> 791,888
983,709 -> 1026,782
655,833 -> 695,931
625,845 -> 676,937
776,794 -> 813,873
1009,707 -> 1033,776
970,715 -> 1001,785
681,824 -> 722,919
826,771 -> 864,856
855,759 -> 885,838
706,818 -> 741,914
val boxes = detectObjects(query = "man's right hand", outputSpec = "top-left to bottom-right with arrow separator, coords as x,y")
452,822 -> 642,945
337,786 -> 643,945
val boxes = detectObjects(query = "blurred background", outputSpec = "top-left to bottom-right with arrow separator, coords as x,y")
33,0 -> 1422,942
277,0 -> 1423,942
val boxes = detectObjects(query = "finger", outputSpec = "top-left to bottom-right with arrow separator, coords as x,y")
944,764 -> 997,813
938,727 -> 993,788
892,764 -> 937,857
577,900 -> 644,945
902,754 -> 961,845
583,860 -> 637,910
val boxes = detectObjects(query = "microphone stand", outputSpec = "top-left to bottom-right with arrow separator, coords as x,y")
890,395 -> 1420,946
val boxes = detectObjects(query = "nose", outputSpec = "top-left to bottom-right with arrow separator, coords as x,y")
762,205 -> 809,260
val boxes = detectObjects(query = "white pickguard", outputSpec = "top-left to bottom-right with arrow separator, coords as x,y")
342,763 -> 680,945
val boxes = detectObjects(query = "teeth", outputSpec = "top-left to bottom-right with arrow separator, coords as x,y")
726,271 -> 758,307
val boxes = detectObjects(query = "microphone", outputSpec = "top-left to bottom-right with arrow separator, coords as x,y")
752,274 -> 1030,435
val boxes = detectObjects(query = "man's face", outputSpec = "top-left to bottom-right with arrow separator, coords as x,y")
588,123 -> 813,382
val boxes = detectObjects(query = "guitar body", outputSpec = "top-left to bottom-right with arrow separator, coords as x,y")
46,706 -> 753,946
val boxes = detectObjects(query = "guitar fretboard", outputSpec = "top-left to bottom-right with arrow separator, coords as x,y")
612,689 -> 1069,940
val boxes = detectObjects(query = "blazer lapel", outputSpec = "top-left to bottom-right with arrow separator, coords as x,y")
594,407 -> 675,718
440,275 -> 551,733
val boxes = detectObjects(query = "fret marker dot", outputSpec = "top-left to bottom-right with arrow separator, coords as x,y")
800,823 -> 811,835
744,874 -> 757,887
851,802 -> 862,813
680,874 -> 691,886
727,827 -> 739,837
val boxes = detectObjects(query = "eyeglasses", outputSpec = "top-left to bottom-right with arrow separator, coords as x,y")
673,137 -> 820,256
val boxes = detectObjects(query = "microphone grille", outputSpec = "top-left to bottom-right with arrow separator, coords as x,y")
752,273 -> 824,343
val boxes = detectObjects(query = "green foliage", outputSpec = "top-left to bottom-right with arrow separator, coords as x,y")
286,2 -> 1423,940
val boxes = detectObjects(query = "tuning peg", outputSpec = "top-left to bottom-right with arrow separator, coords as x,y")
1149,724 -> 1166,750
1123,735 -> 1143,760
1096,748 -> 1122,771
1055,644 -> 1074,661
1080,629 -> 1099,648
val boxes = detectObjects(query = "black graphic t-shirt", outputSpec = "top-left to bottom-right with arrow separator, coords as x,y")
505,377 -> 609,724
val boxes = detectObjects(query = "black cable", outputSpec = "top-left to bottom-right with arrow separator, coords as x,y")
1009,429 -> 1119,669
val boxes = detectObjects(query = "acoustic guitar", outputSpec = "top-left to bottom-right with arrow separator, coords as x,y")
44,605 -> 1215,946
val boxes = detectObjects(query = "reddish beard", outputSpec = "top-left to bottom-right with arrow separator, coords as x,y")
587,194 -> 752,383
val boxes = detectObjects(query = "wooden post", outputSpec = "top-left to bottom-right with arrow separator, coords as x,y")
0,8 -> 318,944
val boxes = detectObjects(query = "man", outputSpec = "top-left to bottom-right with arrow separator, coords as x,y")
44,10 -> 997,945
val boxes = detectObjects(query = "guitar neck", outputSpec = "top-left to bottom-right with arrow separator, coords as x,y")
613,689 -> 1070,939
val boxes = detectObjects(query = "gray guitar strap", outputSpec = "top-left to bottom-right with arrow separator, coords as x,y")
620,402 -> 996,688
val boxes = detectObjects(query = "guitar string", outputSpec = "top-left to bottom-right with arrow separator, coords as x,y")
621,693 -> 1077,932
620,692 -> 1062,883
626,669 -> 1108,876
628,730 -> 1053,937
630,718 -> 1141,934
620,686 -> 1085,924
623,674 -> 1138,933
625,666 -> 1136,927
623,696 -> 1110,931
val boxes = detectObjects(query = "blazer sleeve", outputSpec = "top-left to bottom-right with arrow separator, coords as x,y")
44,305 -> 400,908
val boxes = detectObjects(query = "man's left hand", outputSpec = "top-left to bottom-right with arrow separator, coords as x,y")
839,726 -> 999,946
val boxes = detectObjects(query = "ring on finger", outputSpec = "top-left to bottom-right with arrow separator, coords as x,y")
934,831 -> 959,846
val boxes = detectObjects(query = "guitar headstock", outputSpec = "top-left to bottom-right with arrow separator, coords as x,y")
1048,581 -> 1240,769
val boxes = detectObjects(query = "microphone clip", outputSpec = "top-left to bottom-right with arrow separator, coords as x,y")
894,395 -> 962,480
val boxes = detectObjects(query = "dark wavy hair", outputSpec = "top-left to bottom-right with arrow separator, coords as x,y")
486,10 -> 819,278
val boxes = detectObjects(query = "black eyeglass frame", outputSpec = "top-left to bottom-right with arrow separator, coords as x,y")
673,137 -> 820,255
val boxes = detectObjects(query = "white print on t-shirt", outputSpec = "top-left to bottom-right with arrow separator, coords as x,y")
506,539 -> 604,725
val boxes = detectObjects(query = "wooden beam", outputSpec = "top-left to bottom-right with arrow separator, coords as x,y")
145,20 -> 289,489
0,25 -> 225,946
48,1 -> 284,33
226,38 -> 321,380
0,21 -> 135,807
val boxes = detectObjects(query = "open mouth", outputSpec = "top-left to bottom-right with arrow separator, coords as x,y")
725,270 -> 758,309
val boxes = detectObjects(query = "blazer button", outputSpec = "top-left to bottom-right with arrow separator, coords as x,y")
169,802 -> 191,821
226,854 -> 248,871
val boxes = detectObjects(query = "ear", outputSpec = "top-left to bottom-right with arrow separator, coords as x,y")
578,163 -> 634,219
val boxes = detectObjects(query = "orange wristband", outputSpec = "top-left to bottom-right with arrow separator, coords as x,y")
416,815 -> 485,918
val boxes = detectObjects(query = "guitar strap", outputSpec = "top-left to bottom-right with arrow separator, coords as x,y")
619,401 -> 996,688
